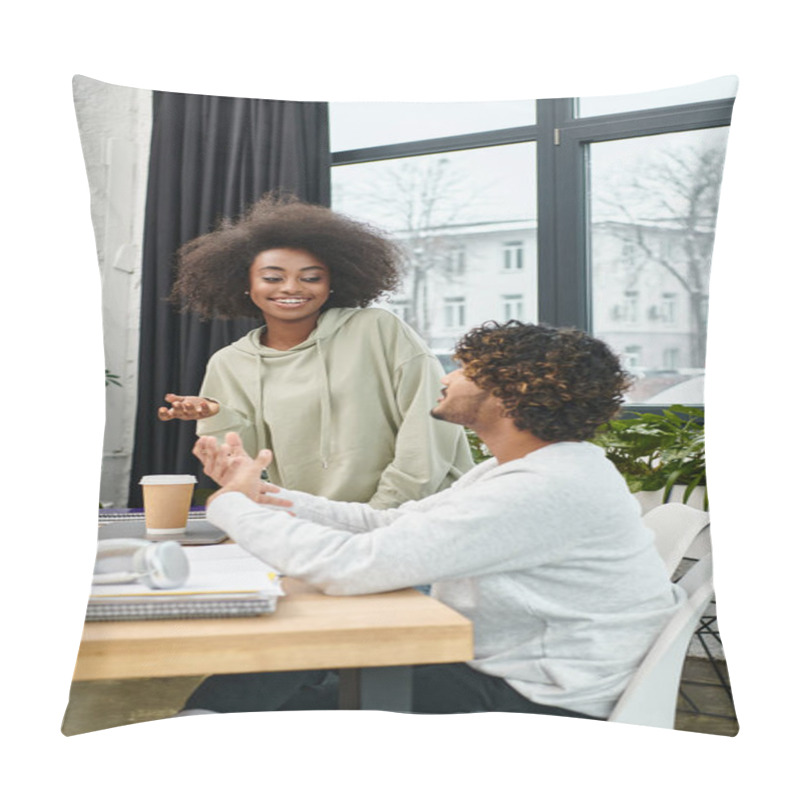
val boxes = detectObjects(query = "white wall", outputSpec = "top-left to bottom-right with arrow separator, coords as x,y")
73,76 -> 152,506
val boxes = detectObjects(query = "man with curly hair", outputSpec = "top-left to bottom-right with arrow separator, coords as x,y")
179,321 -> 684,721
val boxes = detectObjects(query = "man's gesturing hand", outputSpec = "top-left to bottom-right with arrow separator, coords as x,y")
193,432 -> 293,511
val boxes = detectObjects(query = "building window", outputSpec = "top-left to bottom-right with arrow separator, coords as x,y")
389,300 -> 412,324
332,143 -> 537,352
502,294 -> 524,321
330,80 -> 733,406
663,348 -> 680,369
661,293 -> 677,325
502,241 -> 524,271
445,245 -> 466,277
444,297 -> 466,328
622,291 -> 639,323
589,123 -> 729,402
624,346 -> 642,369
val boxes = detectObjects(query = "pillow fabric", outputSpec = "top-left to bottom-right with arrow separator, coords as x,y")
64,75 -> 738,737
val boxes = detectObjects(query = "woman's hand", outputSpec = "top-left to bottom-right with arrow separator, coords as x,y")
158,394 -> 220,421
193,433 -> 294,512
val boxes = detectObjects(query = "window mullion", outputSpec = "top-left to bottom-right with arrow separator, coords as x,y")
537,98 -> 588,329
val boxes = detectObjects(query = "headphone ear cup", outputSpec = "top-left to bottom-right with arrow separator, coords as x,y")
134,541 -> 190,589
94,538 -> 147,583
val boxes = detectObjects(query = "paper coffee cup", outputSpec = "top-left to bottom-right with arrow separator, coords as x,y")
139,475 -> 197,536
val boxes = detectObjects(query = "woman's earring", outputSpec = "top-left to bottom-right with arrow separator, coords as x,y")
244,291 -> 250,296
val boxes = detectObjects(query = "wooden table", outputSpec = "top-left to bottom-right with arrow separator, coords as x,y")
73,577 -> 474,711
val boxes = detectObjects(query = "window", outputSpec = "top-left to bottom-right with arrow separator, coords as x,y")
621,291 -> 639,323
624,346 -> 642,370
330,80 -> 733,407
589,126 -> 728,400
663,348 -> 680,369
577,76 -> 737,118
444,297 -> 466,329
502,294 -> 525,321
661,293 -> 677,325
502,242 -> 524,271
330,100 -> 536,151
700,295 -> 709,327
332,142 -> 537,354
389,299 -> 412,324
445,245 -> 466,277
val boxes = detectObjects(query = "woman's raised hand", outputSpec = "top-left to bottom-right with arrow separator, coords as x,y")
158,393 -> 220,421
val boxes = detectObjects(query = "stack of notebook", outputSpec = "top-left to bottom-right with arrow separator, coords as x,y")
87,543 -> 283,621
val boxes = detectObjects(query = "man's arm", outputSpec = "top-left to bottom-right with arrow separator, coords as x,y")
204,464 -> 563,596
194,433 -> 401,531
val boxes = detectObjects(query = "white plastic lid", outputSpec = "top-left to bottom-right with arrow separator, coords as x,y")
139,474 -> 198,485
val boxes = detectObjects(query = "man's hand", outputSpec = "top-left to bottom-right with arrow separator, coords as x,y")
159,393 -> 220,421
193,433 -> 293,511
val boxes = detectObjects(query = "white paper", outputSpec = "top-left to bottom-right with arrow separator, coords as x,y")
90,544 -> 283,598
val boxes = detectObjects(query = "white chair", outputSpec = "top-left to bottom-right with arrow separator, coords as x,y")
608,553 -> 714,729
643,503 -> 711,576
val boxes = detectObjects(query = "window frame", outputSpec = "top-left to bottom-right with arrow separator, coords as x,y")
331,96 -> 734,411
443,296 -> 467,329
502,241 -> 525,272
502,293 -> 525,321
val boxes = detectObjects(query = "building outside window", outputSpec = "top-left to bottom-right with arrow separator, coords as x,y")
700,294 -> 709,327
444,296 -> 466,329
502,293 -> 525,321
661,292 -> 677,325
663,347 -> 681,369
445,245 -> 467,277
502,241 -> 524,271
329,77 -> 734,406
623,291 -> 639,323
389,299 -> 412,324
331,141 -> 538,354
624,345 -> 642,370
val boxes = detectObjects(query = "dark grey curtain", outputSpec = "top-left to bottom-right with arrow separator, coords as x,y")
128,91 -> 330,507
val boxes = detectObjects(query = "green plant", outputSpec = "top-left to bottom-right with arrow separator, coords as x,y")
466,428 -> 492,463
591,404 -> 707,509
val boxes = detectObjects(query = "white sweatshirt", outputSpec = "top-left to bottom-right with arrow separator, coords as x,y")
207,441 -> 684,718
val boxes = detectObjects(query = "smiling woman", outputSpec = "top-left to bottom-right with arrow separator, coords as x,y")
247,248 -> 332,349
159,193 -> 474,508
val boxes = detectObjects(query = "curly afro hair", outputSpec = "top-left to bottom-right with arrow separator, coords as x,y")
454,321 -> 631,441
170,192 -> 404,319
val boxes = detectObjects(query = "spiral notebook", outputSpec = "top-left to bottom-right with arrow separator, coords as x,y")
87,543 -> 283,621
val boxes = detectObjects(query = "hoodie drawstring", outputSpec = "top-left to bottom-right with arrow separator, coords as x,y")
254,350 -> 270,480
315,338 -> 332,469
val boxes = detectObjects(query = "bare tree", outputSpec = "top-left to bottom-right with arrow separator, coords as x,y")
595,139 -> 727,366
337,157 -> 478,342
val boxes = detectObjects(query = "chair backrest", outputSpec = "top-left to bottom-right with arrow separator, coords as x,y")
608,553 -> 714,728
643,503 -> 711,576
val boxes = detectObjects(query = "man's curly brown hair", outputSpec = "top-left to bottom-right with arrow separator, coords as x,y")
170,193 -> 404,319
455,321 -> 631,441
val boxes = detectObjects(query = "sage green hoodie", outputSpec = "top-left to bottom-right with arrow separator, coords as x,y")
197,307 -> 474,508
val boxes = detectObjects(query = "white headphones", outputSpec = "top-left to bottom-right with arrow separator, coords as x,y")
93,538 -> 190,590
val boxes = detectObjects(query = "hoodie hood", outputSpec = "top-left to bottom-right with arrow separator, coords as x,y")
230,308 -> 362,467
232,307 -> 362,356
